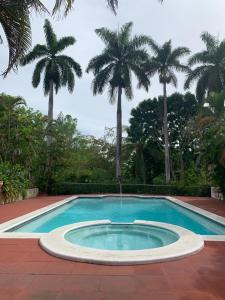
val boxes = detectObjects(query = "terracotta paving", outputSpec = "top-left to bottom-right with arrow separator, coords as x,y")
0,195 -> 225,300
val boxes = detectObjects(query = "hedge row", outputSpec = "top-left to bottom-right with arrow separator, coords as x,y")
49,182 -> 211,197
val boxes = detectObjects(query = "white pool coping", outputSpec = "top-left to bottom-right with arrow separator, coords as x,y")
0,194 -> 225,241
39,220 -> 204,265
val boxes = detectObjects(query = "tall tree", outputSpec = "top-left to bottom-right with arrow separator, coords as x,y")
87,22 -> 150,181
185,32 -> 225,104
21,19 -> 82,127
145,39 -> 190,183
128,93 -> 197,183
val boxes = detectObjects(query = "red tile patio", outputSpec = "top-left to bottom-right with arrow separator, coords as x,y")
0,195 -> 225,300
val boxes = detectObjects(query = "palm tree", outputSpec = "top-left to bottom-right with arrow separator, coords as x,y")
87,22 -> 150,181
185,32 -> 225,104
145,39 -> 190,183
21,19 -> 82,127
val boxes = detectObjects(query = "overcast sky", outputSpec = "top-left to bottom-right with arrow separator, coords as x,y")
0,0 -> 225,137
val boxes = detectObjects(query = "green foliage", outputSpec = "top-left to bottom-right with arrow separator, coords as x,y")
87,22 -> 150,101
185,32 -> 225,103
0,0 -> 46,76
21,19 -> 82,97
50,182 -> 210,197
145,39 -> 190,87
0,162 -> 29,203
197,92 -> 225,193
152,175 -> 165,185
127,92 -> 199,183
0,94 -> 47,186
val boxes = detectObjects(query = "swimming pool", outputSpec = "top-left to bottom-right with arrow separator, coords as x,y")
6,196 -> 225,236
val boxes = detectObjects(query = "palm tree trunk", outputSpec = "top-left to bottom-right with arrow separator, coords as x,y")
48,81 -> 54,122
163,82 -> 171,183
47,81 -> 54,146
116,86 -> 122,181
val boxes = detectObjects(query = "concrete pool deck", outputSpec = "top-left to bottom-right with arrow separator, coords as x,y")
0,195 -> 225,299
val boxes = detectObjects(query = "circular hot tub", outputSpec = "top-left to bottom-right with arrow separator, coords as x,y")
65,223 -> 179,251
40,220 -> 204,265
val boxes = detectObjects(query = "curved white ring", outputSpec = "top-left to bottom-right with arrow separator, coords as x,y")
40,220 -> 204,265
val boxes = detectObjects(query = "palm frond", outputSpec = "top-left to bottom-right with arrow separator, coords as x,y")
24,0 -> 48,13
130,35 -> 152,50
86,53 -> 113,75
147,37 -> 161,55
66,69 -> 75,93
20,44 -> 49,65
57,55 -> 82,77
172,62 -> 190,73
108,85 -> 117,104
44,19 -> 57,49
119,22 -> 133,44
169,47 -> 190,63
60,63 -> 75,92
201,31 -> 218,50
107,0 -> 118,14
196,74 -> 208,104
95,28 -> 117,47
184,66 -> 209,89
188,51 -> 209,66
52,0 -> 74,16
55,36 -> 75,54
167,69 -> 177,87
32,58 -> 49,87
52,0 -> 163,15
131,64 -> 150,92
0,2 -> 31,76
92,64 -> 114,95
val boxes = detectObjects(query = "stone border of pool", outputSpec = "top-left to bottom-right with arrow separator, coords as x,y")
39,220 -> 204,265
0,195 -> 225,241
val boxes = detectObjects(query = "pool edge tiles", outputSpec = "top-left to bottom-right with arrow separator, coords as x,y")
39,220 -> 204,265
0,195 -> 225,241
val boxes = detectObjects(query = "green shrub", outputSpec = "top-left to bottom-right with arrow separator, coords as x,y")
0,163 -> 29,204
50,182 -> 210,197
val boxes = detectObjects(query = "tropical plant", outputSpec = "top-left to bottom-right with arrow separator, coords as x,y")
20,19 -> 82,126
0,94 -> 26,141
144,39 -> 190,183
87,22 -> 151,181
0,0 -> 47,76
0,162 -> 29,204
196,91 -> 225,193
185,32 -> 225,104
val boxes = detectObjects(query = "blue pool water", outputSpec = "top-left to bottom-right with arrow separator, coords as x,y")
10,197 -> 225,235
65,224 -> 179,250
